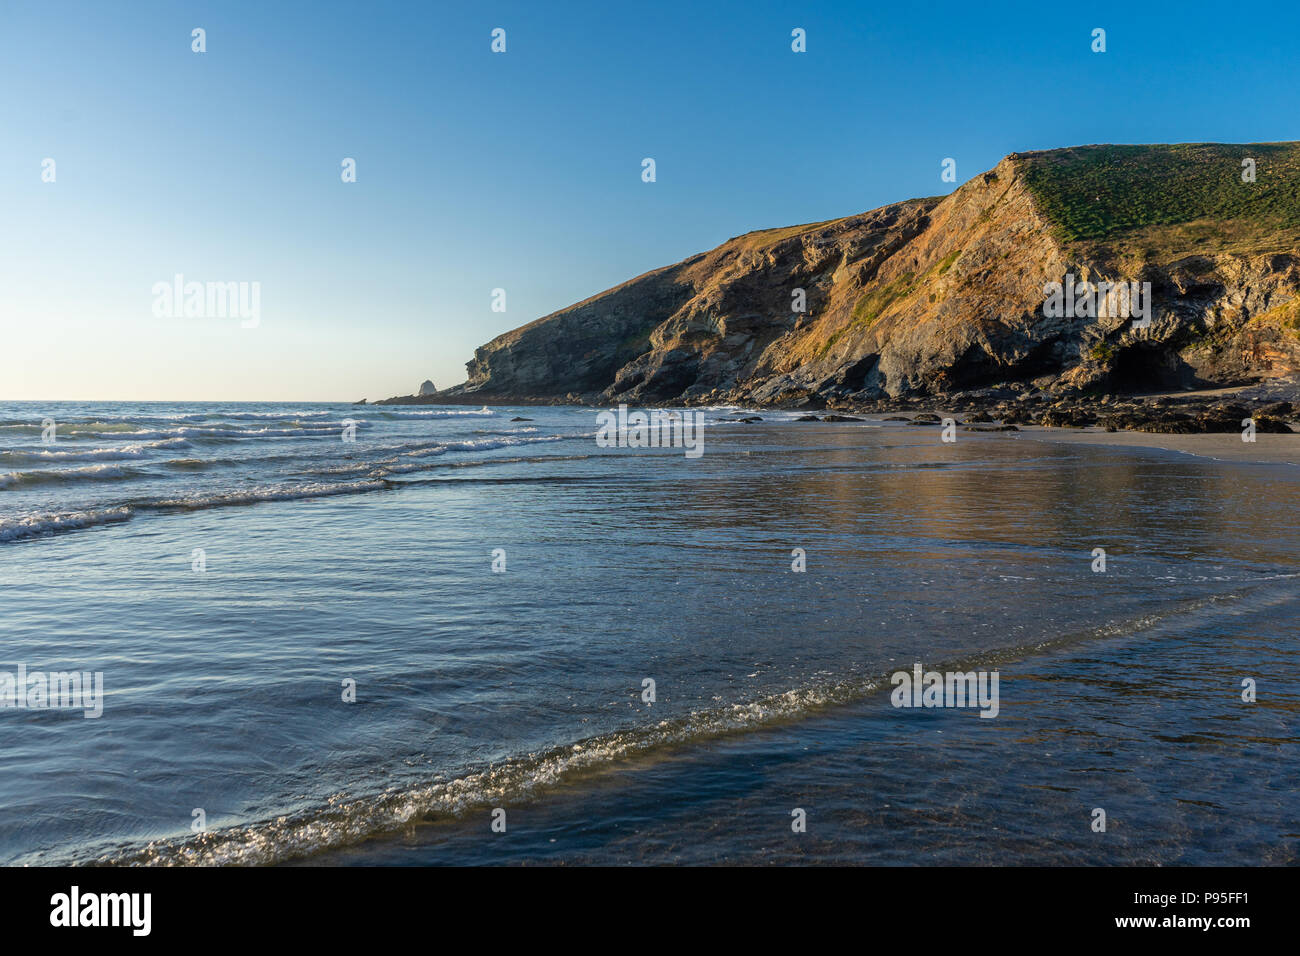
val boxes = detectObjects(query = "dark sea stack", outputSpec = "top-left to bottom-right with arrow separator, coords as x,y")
423,143 -> 1300,412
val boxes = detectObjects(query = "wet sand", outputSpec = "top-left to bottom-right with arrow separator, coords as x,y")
1019,425 -> 1300,465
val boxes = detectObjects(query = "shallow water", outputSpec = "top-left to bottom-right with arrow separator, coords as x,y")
0,401 -> 1295,865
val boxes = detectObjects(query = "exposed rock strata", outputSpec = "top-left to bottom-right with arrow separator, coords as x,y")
381,144 -> 1300,414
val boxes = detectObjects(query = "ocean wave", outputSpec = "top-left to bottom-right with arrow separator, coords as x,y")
148,479 -> 390,510
0,432 -> 588,544
380,407 -> 496,418
0,421 -> 144,435
1,411 -> 339,427
83,592 -> 1221,866
104,423 -> 369,441
307,451 -> 597,480
22,588 -> 1263,866
0,463 -> 144,489
263,435 -> 578,481
166,411 -> 337,421
0,506 -> 135,542
397,433 -> 571,458
0,478 -> 389,541
0,423 -> 358,442
0,438 -> 192,463
91,676 -> 883,866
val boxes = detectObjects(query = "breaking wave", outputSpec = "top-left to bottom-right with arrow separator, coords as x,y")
77,589 -> 1249,868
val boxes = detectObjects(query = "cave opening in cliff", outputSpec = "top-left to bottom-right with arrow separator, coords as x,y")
1109,343 -> 1195,393
836,354 -> 880,393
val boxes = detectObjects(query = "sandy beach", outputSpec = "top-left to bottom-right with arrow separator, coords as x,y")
1018,425 -> 1300,465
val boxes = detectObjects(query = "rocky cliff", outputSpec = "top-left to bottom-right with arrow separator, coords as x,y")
399,143 -> 1300,408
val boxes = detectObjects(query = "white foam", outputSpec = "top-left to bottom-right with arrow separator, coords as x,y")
0,463 -> 137,488
0,437 -> 191,462
110,423 -> 366,440
0,506 -> 135,541
149,478 -> 388,510
399,434 -> 569,458
167,411 -> 336,421
384,407 -> 497,418
88,674 -> 881,867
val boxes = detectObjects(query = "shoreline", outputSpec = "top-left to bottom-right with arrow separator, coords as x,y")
1013,424 -> 1300,465
371,391 -> 1300,466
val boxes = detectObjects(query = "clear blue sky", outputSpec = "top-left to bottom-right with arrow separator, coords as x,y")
2,0 -> 1297,401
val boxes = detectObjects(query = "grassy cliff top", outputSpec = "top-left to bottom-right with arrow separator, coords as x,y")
1016,143 -> 1300,251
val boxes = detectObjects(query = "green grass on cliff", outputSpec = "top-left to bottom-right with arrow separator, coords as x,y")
1018,143 -> 1300,244
1251,297 -> 1300,337
849,272 -> 916,329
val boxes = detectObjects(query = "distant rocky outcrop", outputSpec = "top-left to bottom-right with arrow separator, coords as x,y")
417,379 -> 437,397
414,143 -> 1300,408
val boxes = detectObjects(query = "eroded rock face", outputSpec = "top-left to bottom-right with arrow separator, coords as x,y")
417,380 -> 438,397
445,146 -> 1300,405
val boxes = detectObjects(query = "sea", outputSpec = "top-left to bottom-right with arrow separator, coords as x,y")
1,400 -> 1296,865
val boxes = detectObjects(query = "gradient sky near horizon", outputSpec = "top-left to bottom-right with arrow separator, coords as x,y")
3,0 -> 1298,401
